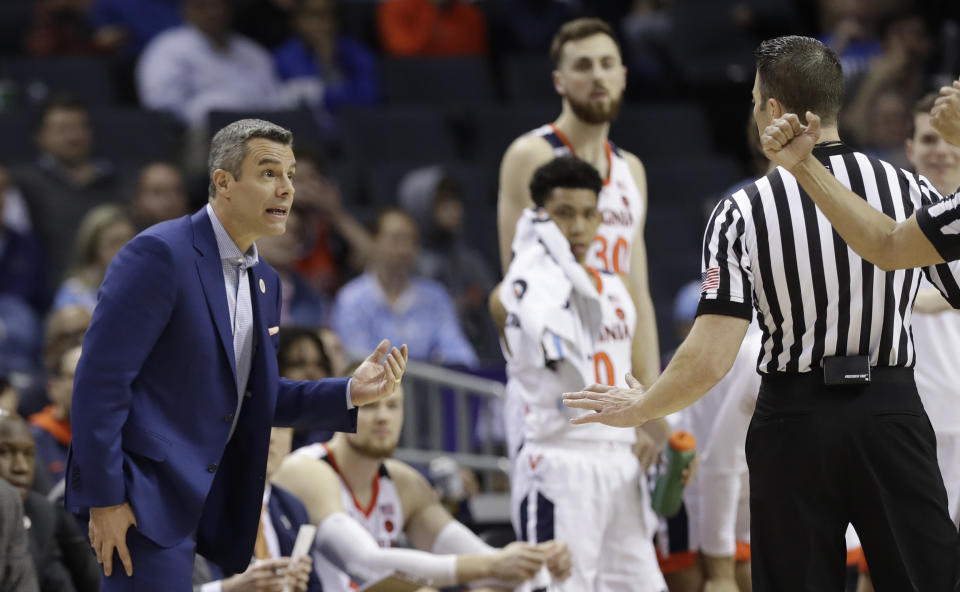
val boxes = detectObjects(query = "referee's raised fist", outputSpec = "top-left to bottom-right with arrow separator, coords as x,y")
761,111 -> 821,172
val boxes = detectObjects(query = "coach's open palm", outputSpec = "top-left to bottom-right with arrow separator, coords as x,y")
349,339 -> 409,406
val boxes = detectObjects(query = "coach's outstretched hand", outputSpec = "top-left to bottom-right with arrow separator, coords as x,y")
349,339 -> 409,407
932,79 -> 960,147
760,111 -> 822,172
562,373 -> 647,428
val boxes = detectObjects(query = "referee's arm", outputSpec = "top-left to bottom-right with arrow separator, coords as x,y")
761,112 -> 949,270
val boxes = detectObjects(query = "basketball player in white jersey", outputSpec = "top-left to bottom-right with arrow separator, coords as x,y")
271,381 -> 572,592
497,17 -> 660,392
491,156 -> 666,591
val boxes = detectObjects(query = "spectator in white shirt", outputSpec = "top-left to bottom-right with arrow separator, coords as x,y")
136,0 -> 292,127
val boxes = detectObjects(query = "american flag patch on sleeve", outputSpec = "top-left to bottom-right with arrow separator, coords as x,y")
701,267 -> 720,291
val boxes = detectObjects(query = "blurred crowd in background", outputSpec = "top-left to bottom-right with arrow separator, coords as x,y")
0,0 -> 957,502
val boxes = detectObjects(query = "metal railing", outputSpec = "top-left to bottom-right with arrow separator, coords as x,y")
397,360 -> 505,456
393,361 -> 512,524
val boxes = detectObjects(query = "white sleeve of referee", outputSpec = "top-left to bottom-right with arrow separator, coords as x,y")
315,512 -> 458,587
698,193 -> 755,320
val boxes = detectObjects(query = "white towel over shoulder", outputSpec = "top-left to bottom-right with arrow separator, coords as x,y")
499,209 -> 601,370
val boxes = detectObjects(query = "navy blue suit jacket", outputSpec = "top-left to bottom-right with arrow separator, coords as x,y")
65,208 -> 357,572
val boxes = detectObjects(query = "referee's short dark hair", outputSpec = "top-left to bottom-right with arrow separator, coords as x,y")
529,156 -> 603,208
755,35 -> 844,126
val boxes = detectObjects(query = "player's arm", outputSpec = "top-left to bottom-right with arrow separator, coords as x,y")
622,151 -> 661,387
387,461 -> 549,584
761,112 -> 945,270
497,136 -> 554,273
564,314 -> 750,427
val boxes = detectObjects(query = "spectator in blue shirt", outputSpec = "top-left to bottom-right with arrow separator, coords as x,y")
332,208 -> 477,367
273,0 -> 378,111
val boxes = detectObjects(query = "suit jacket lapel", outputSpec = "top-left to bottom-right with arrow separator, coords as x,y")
192,209 -> 237,378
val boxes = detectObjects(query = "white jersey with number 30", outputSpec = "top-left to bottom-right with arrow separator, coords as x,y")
529,124 -> 644,274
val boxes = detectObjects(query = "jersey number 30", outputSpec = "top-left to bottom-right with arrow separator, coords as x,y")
592,236 -> 629,274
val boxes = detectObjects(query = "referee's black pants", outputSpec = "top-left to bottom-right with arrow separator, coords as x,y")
746,367 -> 960,592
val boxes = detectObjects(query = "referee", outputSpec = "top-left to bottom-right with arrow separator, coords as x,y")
563,35 -> 960,591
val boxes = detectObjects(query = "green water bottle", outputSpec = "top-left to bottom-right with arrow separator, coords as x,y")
651,430 -> 696,518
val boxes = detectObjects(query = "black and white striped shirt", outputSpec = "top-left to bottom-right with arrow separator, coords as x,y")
918,190 -> 960,261
698,143 -> 960,374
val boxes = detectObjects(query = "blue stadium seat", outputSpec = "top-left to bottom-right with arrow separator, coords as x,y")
609,102 -> 715,159
91,109 -> 183,164
380,57 -> 497,106
0,3 -> 32,56
337,106 -> 459,163
0,114 -> 33,164
0,108 -> 184,166
644,155 -> 743,208
0,57 -> 116,106
468,101 -> 561,162
501,55 -> 556,101
207,109 -> 327,148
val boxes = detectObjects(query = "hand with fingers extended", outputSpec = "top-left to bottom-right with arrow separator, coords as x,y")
349,339 -> 409,407
221,557 -> 306,592
562,373 -> 648,428
89,502 -> 137,577
760,112 -> 822,172
536,540 -> 572,581
488,541 -> 549,582
931,80 -> 960,148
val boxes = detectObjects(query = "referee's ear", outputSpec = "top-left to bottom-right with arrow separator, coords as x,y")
768,97 -> 784,119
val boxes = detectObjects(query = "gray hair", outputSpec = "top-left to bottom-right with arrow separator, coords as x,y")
207,119 -> 293,198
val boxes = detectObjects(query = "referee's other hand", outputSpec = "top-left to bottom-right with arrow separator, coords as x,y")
761,112 -> 822,172
931,80 -> 960,148
562,373 -> 647,428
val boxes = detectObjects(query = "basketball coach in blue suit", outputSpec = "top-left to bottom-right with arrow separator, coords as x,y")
63,118 -> 409,590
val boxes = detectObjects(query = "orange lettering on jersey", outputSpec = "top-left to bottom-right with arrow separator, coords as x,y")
594,351 -> 614,386
529,455 -> 543,470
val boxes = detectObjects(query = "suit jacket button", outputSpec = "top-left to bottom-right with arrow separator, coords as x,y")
207,464 -> 217,473
244,390 -> 252,399
223,413 -> 234,424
